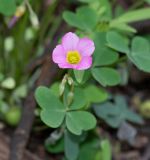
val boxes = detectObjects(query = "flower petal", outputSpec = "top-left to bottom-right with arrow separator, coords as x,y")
58,62 -> 73,69
62,32 -> 79,51
52,45 -> 66,64
77,38 -> 95,56
74,56 -> 92,70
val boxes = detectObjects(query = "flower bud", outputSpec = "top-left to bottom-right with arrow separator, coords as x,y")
30,12 -> 39,29
59,74 -> 68,96
67,77 -> 74,86
67,92 -> 74,106
15,5 -> 26,18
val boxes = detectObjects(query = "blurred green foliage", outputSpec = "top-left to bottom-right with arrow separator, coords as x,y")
0,0 -> 61,126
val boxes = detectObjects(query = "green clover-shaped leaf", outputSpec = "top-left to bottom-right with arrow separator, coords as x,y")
63,6 -> 98,31
35,87 -> 66,128
66,111 -> 96,135
84,85 -> 108,103
35,86 -> 96,135
0,0 -> 16,16
70,87 -> 87,110
93,32 -> 119,66
91,32 -> 121,87
106,31 -> 130,54
93,95 -> 143,128
128,37 -> 150,72
92,67 -> 121,87
64,130 -> 80,160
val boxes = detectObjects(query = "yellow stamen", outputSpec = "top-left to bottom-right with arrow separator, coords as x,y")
66,51 -> 81,64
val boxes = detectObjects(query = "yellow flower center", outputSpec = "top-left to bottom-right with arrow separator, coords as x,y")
66,51 -> 81,64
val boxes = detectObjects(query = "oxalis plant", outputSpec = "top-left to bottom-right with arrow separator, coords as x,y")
35,1 -> 150,160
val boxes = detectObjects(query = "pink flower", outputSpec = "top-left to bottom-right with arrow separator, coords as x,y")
52,32 -> 95,70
